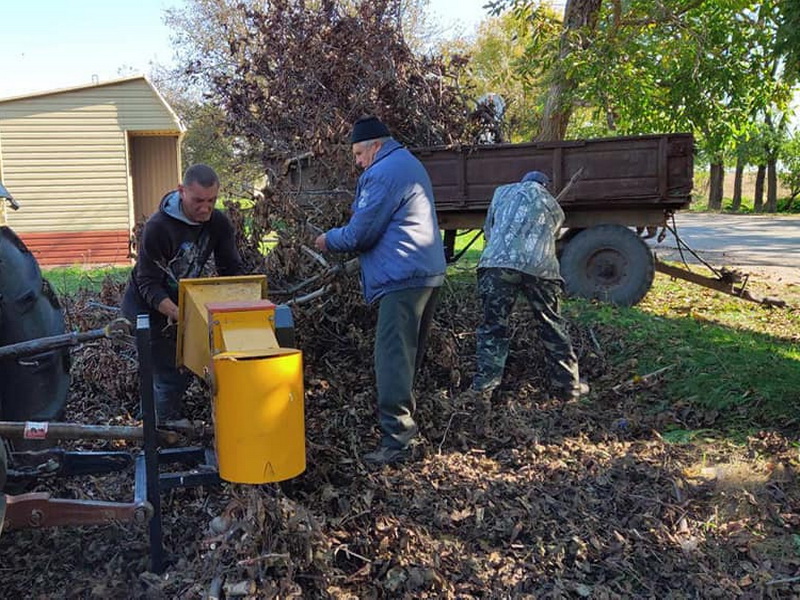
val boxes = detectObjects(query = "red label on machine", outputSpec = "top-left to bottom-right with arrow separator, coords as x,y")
24,421 -> 48,439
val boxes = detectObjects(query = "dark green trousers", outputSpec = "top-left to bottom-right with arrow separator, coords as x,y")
374,286 -> 440,449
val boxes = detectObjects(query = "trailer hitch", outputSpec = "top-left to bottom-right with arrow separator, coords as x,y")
655,215 -> 788,308
654,259 -> 787,307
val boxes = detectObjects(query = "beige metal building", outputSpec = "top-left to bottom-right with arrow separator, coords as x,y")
0,76 -> 184,266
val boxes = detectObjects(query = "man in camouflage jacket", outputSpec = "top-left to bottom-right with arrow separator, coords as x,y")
469,171 -> 585,401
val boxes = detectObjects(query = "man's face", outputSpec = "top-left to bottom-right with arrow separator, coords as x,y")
179,181 -> 219,223
352,140 -> 381,170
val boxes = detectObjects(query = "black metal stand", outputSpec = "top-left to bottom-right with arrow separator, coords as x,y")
133,315 -> 221,574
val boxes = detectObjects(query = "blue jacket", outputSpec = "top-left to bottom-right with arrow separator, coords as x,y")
325,139 -> 446,303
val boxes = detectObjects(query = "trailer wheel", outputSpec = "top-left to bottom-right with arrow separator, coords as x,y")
559,224 -> 654,307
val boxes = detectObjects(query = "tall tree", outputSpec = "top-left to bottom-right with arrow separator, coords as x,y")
536,0 -> 602,141
446,6 -> 561,142
776,0 -> 800,80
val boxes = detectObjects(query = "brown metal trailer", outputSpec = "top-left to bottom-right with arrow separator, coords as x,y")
412,133 -> 694,306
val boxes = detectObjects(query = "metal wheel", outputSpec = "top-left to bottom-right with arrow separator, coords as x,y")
559,224 -> 655,307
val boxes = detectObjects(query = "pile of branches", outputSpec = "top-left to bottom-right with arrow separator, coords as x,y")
206,0 -> 475,166
188,0 -> 490,283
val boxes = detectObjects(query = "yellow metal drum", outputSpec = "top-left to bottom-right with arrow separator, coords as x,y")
212,349 -> 305,483
176,275 -> 306,485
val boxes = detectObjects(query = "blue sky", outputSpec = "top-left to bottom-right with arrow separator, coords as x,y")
0,0 -> 491,98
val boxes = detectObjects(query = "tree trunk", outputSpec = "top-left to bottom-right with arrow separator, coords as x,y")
539,80 -> 573,141
754,165 -> 766,212
731,156 -> 744,212
536,0 -> 602,141
761,111 -> 777,213
766,158 -> 778,212
786,192 -> 796,212
708,162 -> 724,210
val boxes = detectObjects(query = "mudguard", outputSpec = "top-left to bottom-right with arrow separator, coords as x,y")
0,227 -> 70,423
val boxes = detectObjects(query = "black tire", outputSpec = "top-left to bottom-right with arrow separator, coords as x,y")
0,227 -> 70,428
559,224 -> 654,307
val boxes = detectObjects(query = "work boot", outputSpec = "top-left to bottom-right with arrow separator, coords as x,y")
362,444 -> 410,467
553,380 -> 590,402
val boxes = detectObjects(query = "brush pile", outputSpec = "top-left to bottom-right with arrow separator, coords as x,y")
2,274 -> 799,598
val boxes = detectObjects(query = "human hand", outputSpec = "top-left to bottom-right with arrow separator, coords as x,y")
314,234 -> 327,252
157,298 -> 180,323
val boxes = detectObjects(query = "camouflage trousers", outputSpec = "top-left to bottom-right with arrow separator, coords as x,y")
472,267 -> 580,399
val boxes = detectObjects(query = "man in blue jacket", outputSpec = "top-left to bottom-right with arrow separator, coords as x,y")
315,116 -> 446,466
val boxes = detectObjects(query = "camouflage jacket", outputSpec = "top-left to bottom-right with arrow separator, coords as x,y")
478,181 -> 564,280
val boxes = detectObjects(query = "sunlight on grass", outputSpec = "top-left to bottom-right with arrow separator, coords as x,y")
568,274 -> 800,431
446,225 -> 800,432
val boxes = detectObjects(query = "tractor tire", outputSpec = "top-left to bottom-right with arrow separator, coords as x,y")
559,224 -> 655,307
0,437 -> 6,534
0,437 -> 6,491
0,227 -> 70,426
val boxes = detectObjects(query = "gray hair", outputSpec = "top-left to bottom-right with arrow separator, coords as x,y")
354,136 -> 390,150
183,164 -> 219,188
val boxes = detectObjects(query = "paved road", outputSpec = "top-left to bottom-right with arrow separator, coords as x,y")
648,213 -> 800,285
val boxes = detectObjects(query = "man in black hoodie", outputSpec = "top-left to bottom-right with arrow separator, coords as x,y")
122,164 -> 243,423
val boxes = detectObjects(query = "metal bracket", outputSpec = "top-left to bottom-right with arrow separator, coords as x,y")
2,492 -> 151,530
134,314 -> 222,574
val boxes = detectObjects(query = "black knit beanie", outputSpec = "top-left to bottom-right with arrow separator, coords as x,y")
350,116 -> 390,143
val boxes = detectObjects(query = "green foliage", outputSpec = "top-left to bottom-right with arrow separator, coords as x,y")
482,0 -> 796,163
178,102 -> 264,198
779,129 -> 800,202
776,0 -> 800,80
452,9 -> 559,141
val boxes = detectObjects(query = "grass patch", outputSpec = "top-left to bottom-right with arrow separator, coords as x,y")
567,272 -> 800,433
447,229 -> 484,282
688,194 -> 800,214
43,265 -> 131,296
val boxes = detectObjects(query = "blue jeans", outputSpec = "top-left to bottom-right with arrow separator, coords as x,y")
149,333 -> 192,421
